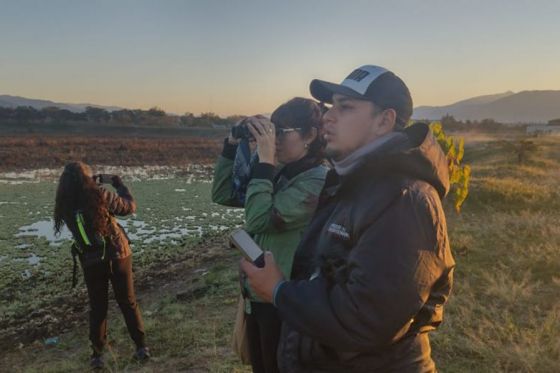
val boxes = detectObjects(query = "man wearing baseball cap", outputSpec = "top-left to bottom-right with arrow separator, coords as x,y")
241,65 -> 455,372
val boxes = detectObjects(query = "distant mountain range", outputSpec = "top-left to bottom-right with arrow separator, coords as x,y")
413,90 -> 560,123
0,94 -> 123,112
3,91 -> 560,123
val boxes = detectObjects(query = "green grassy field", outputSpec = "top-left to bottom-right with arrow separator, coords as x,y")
429,134 -> 560,372
1,133 -> 559,372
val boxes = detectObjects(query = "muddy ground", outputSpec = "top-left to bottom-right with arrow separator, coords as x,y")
0,233 -> 232,350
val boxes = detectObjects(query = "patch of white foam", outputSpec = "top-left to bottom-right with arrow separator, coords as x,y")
209,225 -> 230,232
27,254 -> 42,265
142,226 -> 203,244
226,208 -> 242,214
117,219 -> 156,240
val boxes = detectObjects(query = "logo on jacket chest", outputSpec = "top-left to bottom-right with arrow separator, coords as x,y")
327,223 -> 350,241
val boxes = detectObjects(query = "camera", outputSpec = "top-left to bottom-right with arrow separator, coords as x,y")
230,118 -> 253,140
94,174 -> 117,184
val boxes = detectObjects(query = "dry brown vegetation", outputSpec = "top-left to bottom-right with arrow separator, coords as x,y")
0,136 -> 224,171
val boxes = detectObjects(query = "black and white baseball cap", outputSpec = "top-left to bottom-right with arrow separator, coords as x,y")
310,65 -> 413,127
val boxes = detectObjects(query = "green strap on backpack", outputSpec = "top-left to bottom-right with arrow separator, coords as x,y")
76,212 -> 92,246
71,211 -> 107,288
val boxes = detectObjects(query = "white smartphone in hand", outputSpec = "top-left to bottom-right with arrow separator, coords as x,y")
229,228 -> 265,268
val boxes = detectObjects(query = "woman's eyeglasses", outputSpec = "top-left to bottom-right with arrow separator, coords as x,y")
275,127 -> 302,137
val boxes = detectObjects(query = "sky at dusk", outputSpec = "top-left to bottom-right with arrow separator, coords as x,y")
1,0 -> 559,116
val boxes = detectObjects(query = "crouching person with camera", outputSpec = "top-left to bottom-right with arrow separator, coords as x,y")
54,162 -> 149,369
212,98 -> 328,373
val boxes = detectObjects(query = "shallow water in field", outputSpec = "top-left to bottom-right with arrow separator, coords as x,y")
1,166 -> 244,282
0,164 -> 213,185
13,211 -> 241,247
16,219 -> 72,245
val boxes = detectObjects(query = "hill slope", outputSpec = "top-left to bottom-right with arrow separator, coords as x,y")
413,90 -> 560,123
0,94 -> 123,112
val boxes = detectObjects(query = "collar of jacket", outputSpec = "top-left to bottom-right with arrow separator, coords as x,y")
274,154 -> 323,182
332,131 -> 406,176
327,122 -> 450,199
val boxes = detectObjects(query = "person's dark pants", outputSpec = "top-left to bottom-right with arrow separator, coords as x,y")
246,301 -> 282,373
82,255 -> 145,355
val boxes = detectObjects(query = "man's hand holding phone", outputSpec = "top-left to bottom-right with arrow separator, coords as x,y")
230,229 -> 285,303
240,252 -> 284,304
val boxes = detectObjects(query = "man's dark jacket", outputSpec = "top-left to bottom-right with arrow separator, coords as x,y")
275,123 -> 455,372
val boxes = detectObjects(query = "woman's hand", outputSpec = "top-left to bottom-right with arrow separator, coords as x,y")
246,115 -> 276,165
111,175 -> 124,188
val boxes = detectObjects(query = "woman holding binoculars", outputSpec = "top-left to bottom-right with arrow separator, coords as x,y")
212,97 -> 328,373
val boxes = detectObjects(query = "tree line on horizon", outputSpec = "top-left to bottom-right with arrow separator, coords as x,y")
0,105 -> 245,128
2,105 -> 559,130
435,114 -> 560,131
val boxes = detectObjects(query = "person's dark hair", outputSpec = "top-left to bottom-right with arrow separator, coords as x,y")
54,162 -> 110,237
394,122 -> 407,131
369,101 -> 408,131
389,105 -> 408,131
271,97 -> 326,159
